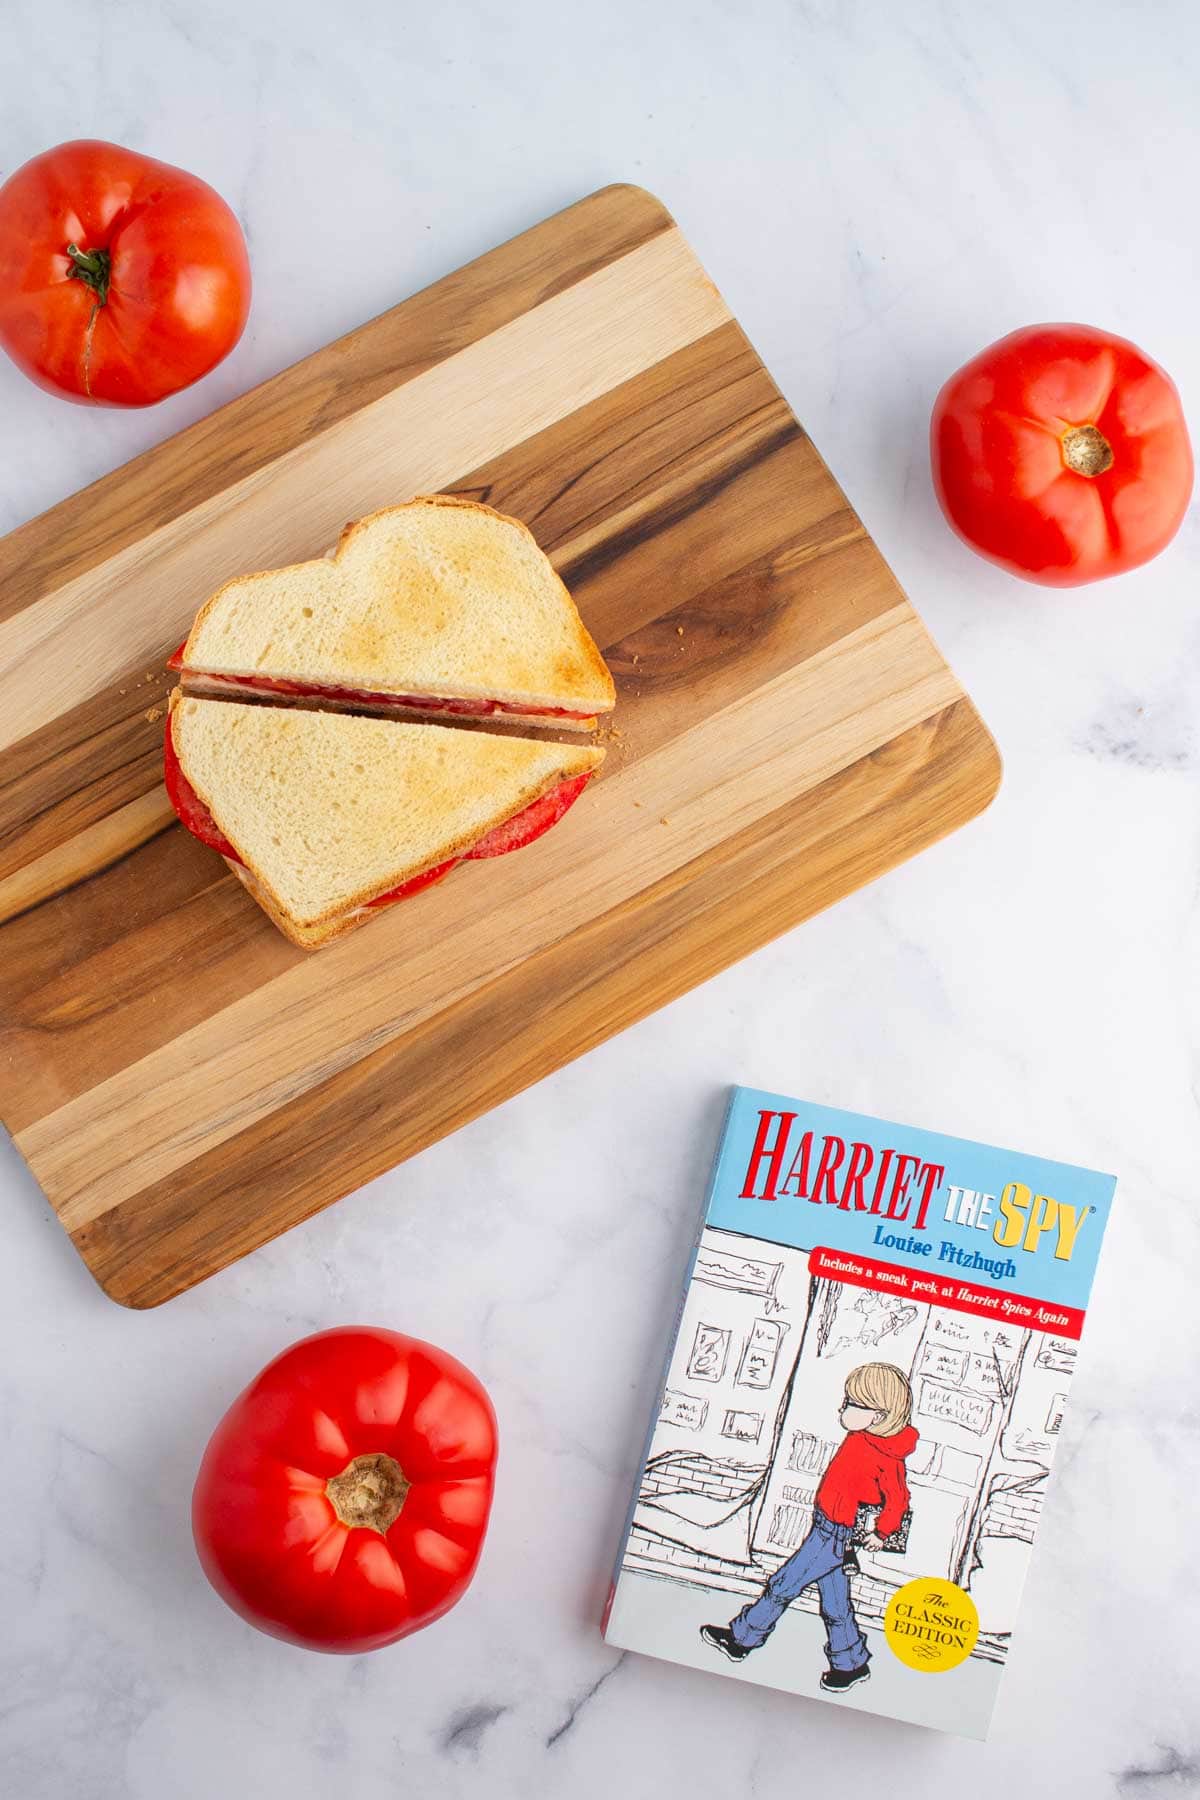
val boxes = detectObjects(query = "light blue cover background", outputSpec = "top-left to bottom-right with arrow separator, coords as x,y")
707,1087 -> 1116,1313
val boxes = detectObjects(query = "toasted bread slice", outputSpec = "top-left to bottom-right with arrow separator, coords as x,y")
178,495 -> 615,728
170,694 -> 603,948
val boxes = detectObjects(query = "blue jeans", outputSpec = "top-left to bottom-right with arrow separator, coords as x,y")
729,1509 -> 869,1671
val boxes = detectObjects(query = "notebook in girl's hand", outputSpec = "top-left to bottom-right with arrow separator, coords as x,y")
602,1087 -> 1116,1739
851,1502 -> 911,1553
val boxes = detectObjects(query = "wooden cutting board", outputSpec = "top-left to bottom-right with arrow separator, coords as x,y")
0,185 -> 999,1308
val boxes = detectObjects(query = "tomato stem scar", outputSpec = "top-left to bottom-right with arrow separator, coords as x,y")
66,242 -> 112,307
1061,424 -> 1114,477
325,1452 -> 410,1534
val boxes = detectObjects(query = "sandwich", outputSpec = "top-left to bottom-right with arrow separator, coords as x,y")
163,494 -> 613,948
167,494 -> 615,731
165,693 -> 604,948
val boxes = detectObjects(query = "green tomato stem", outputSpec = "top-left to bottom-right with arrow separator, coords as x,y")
66,242 -> 111,307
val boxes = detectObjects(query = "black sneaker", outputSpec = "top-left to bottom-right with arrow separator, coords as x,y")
700,1624 -> 752,1662
821,1662 -> 870,1692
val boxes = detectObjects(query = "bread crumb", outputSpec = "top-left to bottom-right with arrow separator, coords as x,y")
660,816 -> 670,826
119,688 -> 127,695
146,705 -> 164,723
632,652 -> 640,664
676,625 -> 684,636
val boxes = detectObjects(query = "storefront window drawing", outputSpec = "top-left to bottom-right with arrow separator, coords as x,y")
687,1323 -> 731,1383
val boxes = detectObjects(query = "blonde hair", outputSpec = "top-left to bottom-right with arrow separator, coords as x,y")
845,1363 -> 912,1437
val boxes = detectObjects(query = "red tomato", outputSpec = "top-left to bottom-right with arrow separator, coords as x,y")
931,323 -> 1193,586
192,1328 -> 498,1653
162,646 -> 595,722
0,139 -> 250,406
162,714 -> 242,862
364,859 -> 460,906
464,770 -> 593,858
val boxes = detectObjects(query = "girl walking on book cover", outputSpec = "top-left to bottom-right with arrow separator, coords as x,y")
701,1362 -> 917,1692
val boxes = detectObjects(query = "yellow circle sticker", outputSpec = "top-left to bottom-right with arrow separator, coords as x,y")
884,1578 -> 979,1672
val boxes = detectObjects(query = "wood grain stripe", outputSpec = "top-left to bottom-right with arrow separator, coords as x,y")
0,226 -> 730,755
72,699 -> 1000,1308
0,788 -> 173,926
21,604 -> 960,1224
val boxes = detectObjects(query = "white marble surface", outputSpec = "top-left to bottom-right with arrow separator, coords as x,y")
2,2 -> 1199,1794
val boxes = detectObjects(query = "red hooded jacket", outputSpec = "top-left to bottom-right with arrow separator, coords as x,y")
815,1425 -> 919,1537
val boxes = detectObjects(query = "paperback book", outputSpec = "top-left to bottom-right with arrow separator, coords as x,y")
603,1087 -> 1116,1738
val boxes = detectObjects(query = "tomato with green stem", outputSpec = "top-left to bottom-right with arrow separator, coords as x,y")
0,138 -> 250,406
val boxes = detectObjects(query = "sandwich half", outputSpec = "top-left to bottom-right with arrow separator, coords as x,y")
169,495 -> 615,731
166,693 -> 604,948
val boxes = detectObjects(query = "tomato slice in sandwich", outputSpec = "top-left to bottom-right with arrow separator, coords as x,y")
463,772 -> 592,859
163,716 -> 242,862
166,643 -> 593,722
364,860 -> 459,906
366,774 -> 592,904
164,719 -> 594,905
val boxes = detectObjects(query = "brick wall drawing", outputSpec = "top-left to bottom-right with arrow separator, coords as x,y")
640,1451 -> 759,1505
980,1473 -> 1045,1544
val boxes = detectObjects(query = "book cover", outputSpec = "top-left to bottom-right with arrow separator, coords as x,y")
603,1087 -> 1116,1738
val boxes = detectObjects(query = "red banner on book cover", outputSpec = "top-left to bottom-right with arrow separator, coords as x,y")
808,1246 -> 1085,1340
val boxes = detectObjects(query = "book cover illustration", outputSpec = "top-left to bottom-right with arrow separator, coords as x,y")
603,1088 -> 1116,1739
